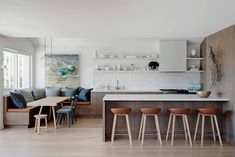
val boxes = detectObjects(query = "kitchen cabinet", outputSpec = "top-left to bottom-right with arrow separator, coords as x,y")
159,40 -> 187,72
89,91 -> 162,117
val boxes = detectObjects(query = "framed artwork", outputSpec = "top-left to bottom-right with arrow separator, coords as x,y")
45,54 -> 80,88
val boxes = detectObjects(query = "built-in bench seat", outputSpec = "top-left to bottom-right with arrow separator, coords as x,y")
3,96 -> 40,128
4,95 -> 91,127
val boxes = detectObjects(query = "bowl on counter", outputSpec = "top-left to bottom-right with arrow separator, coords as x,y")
197,91 -> 211,98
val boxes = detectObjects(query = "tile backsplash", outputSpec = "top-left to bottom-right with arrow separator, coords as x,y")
93,72 -> 201,90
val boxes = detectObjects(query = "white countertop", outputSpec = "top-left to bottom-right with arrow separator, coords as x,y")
103,94 -> 229,102
92,89 -> 162,93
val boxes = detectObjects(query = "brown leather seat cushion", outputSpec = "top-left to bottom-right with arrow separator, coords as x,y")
140,108 -> 161,114
111,108 -> 132,114
197,108 -> 220,115
77,101 -> 91,105
62,101 -> 91,105
168,108 -> 190,114
7,106 -> 33,112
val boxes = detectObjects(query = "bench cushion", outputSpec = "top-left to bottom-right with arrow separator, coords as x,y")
77,101 -> 91,105
7,106 -> 33,112
62,100 -> 91,105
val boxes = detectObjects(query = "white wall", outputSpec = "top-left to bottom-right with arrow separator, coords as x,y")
35,38 -> 202,90
2,38 -> 35,53
0,37 -> 4,129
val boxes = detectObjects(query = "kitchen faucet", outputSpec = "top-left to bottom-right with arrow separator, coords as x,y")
116,80 -> 120,90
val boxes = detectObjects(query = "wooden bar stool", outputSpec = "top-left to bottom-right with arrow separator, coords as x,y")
193,108 -> 222,146
111,108 -> 132,146
138,108 -> 162,145
34,114 -> 48,135
166,108 -> 192,146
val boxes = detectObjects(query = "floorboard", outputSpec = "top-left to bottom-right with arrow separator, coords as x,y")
0,118 -> 234,157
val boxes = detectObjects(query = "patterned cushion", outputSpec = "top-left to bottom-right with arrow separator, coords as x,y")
45,87 -> 61,96
19,89 -> 34,103
33,88 -> 46,100
10,92 -> 27,109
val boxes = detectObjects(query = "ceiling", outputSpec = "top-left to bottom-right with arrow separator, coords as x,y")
0,0 -> 235,38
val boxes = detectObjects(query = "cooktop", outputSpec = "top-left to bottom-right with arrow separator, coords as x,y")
159,89 -> 197,94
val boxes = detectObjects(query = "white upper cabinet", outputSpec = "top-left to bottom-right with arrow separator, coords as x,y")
159,40 -> 187,72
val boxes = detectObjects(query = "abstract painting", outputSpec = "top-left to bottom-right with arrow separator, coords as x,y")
45,54 -> 80,88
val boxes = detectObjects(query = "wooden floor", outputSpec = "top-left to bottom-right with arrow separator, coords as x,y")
0,118 -> 235,157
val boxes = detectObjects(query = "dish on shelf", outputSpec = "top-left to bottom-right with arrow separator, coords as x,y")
188,56 -> 201,58
126,55 -> 137,58
117,55 -> 126,58
98,54 -> 108,58
189,68 -> 199,71
197,91 -> 211,98
95,65 -> 101,70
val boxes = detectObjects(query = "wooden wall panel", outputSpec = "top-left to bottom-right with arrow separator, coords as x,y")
203,24 -> 235,144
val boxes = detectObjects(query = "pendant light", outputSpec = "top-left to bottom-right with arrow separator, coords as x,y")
50,36 -> 53,60
40,36 -> 47,61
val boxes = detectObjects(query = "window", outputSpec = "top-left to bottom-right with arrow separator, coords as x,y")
3,48 -> 32,91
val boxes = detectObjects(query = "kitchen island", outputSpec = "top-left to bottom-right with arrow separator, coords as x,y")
103,94 -> 229,141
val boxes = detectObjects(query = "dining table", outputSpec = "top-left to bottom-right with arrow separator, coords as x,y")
27,96 -> 70,128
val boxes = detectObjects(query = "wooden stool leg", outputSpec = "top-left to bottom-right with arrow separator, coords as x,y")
45,117 -> 48,132
34,118 -> 38,133
126,115 -> 132,146
37,118 -> 41,135
182,115 -> 188,141
213,115 -> 223,146
201,115 -> 205,146
166,113 -> 172,141
138,114 -> 144,141
111,114 -> 117,145
210,116 -> 216,141
154,115 -> 162,145
171,115 -> 176,146
184,115 -> 192,146
141,114 -> 146,146
194,113 -> 200,141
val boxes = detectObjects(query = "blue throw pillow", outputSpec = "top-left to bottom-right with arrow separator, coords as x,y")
65,87 -> 76,96
45,87 -> 61,96
74,87 -> 82,96
10,92 -> 27,108
78,88 -> 93,101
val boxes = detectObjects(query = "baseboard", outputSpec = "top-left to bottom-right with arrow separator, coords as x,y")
4,125 -> 29,129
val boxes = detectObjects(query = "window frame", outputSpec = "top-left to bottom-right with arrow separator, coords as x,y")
3,47 -> 32,93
